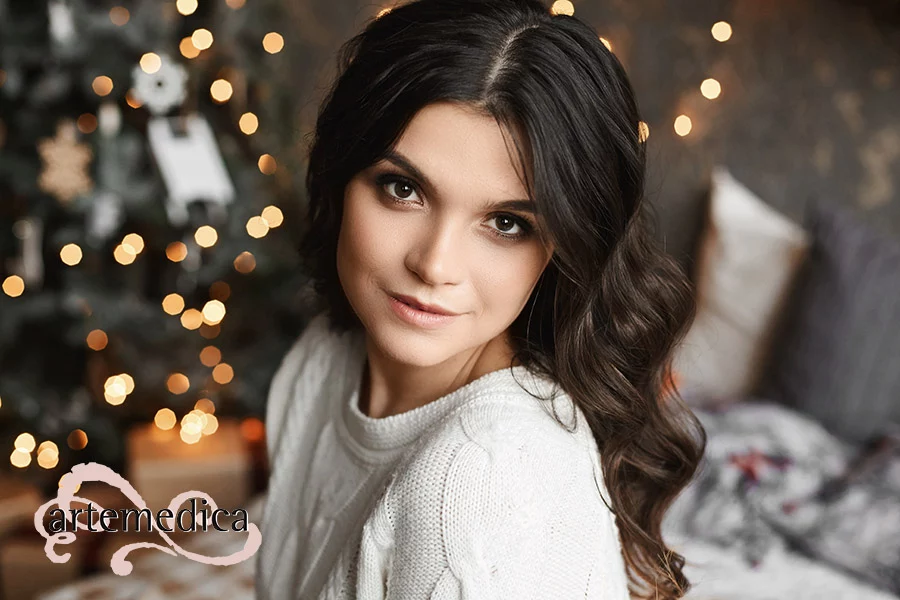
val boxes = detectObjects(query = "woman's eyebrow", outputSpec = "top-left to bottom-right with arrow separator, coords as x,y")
382,150 -> 535,213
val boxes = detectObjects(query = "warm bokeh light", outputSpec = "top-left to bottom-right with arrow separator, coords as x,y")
195,398 -> 216,413
77,113 -> 98,134
192,28 -> 214,51
60,243 -> 83,266
377,7 -> 391,18
11,449 -> 31,468
92,76 -> 114,97
104,375 -> 128,405
3,275 -> 24,297
210,79 -> 233,103
37,448 -> 59,469
176,0 -> 198,16
154,408 -> 177,430
262,32 -> 284,54
674,114 -> 693,137
701,78 -> 722,100
120,373 -> 135,394
258,154 -> 277,175
180,37 -> 201,59
180,428 -> 202,444
162,293 -> 185,315
58,473 -> 82,493
240,417 -> 265,443
38,441 -> 59,455
209,281 -> 231,301
261,205 -> 284,227
246,216 -> 269,238
599,36 -> 612,51
226,0 -> 246,8
109,6 -> 130,26
167,373 -> 190,395
638,121 -> 650,143
67,429 -> 88,450
182,412 -> 204,435
233,251 -> 256,274
181,308 -> 203,330
122,233 -> 144,254
166,241 -> 188,262
15,433 -> 36,452
86,329 -> 108,351
201,300 -> 226,326
239,112 -> 259,135
711,21 -> 732,42
550,0 -> 574,16
113,243 -> 137,265
201,413 -> 219,435
194,225 -> 218,248
212,363 -> 234,384
140,52 -> 161,74
125,89 -> 143,109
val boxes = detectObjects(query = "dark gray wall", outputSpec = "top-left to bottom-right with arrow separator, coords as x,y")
282,0 -> 900,269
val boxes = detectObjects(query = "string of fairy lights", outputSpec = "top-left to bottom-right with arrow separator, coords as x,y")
2,0 -> 734,479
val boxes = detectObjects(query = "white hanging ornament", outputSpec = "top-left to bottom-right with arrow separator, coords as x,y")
131,54 -> 188,116
86,191 -> 125,245
98,101 -> 122,137
47,0 -> 76,47
147,114 -> 235,227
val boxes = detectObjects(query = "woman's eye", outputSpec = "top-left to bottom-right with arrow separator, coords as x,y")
376,174 -> 420,202
489,214 -> 533,240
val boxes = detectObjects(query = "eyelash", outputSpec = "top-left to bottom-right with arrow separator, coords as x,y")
373,172 -> 535,241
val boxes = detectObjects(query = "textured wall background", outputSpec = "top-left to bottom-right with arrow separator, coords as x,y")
278,0 -> 900,269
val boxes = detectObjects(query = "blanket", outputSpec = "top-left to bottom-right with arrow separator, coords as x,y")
663,399 -> 900,597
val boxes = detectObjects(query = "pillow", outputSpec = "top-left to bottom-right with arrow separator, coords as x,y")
759,199 -> 900,444
672,166 -> 812,406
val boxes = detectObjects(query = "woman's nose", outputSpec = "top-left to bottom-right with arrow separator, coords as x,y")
404,220 -> 465,286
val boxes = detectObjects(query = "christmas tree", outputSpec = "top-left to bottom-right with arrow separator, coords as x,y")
0,0 -> 314,496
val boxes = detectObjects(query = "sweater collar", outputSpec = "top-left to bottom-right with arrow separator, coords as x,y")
335,327 -> 554,457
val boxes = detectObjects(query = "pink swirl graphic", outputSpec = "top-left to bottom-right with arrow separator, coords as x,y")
33,462 -> 262,575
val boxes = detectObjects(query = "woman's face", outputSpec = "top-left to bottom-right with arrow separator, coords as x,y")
337,101 -> 553,368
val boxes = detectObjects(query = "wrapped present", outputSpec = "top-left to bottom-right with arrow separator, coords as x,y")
126,420 -> 252,517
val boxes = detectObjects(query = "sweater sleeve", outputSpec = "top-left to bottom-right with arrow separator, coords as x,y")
382,402 -> 624,600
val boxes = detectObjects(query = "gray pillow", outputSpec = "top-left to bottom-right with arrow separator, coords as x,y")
760,199 -> 900,444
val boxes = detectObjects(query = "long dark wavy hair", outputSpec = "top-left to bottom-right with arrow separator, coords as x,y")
299,0 -> 706,597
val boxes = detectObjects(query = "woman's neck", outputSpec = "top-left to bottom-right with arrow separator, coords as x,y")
358,330 -> 517,419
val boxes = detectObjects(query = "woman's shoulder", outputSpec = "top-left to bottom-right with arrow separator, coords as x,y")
264,311 -> 350,455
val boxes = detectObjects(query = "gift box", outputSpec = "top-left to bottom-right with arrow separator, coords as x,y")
126,420 -> 252,517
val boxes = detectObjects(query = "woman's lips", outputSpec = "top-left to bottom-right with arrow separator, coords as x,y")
388,294 -> 461,329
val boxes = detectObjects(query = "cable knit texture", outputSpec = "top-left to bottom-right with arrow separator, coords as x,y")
255,312 -> 631,600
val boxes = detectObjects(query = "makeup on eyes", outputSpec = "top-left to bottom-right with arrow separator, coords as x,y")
372,170 -> 537,241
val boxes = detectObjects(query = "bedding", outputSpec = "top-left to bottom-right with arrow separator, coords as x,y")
664,398 -> 900,598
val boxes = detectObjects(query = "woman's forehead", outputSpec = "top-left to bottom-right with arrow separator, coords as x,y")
388,102 -> 531,203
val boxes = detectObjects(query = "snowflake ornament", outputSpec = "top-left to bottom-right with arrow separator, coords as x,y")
131,55 -> 188,116
38,120 -> 94,204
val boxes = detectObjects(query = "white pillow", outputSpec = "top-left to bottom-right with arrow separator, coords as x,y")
672,167 -> 811,405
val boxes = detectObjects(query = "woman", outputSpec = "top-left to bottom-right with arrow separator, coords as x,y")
256,0 -> 706,598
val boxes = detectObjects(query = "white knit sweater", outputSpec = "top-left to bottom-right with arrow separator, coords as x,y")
255,312 -> 631,600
